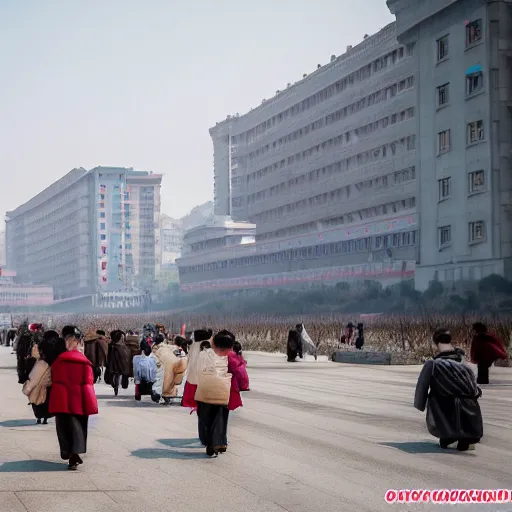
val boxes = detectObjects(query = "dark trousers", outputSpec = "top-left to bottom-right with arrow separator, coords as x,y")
197,401 -> 229,448
440,437 -> 481,450
55,414 -> 88,460
477,363 -> 490,385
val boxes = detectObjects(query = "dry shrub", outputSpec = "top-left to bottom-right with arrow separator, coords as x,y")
13,312 -> 510,363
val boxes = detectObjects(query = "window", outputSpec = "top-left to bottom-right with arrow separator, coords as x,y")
438,177 -> 452,199
466,72 -> 483,96
439,226 -> 452,247
100,223 -> 106,230
469,221 -> 485,242
437,35 -> 449,61
100,234 -> 106,241
469,170 -> 485,193
466,20 -> 482,47
438,129 -> 451,154
437,83 -> 449,107
467,120 -> 484,144
100,212 -> 105,219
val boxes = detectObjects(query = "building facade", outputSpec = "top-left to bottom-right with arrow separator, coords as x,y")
0,270 -> 53,307
388,0 -> 512,290
6,167 -> 162,300
0,229 -> 5,268
160,214 -> 183,266
181,201 -> 214,231
182,23 -> 418,292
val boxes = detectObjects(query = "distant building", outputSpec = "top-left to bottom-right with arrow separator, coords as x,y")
6,167 -> 162,300
184,23 -> 418,292
388,0 -> 512,290
177,217 -> 256,292
160,214 -> 183,266
0,229 -> 5,268
0,269 -> 53,307
181,201 -> 214,231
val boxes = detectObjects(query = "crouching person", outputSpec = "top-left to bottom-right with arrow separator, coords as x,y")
414,329 -> 483,451
195,331 -> 233,457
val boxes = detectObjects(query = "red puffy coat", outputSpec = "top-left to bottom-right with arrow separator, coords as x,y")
470,333 -> 507,367
49,350 -> 98,416
228,351 -> 249,411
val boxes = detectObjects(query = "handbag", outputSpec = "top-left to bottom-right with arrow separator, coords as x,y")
195,349 -> 231,405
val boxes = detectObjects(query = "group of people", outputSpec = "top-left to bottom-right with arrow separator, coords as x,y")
15,321 -> 250,466
415,322 -> 507,452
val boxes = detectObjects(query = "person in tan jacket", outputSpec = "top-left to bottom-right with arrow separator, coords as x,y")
23,330 -> 60,424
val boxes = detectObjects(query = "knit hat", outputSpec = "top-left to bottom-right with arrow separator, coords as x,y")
194,329 -> 212,342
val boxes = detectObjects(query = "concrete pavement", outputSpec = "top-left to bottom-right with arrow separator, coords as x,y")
0,346 -> 511,512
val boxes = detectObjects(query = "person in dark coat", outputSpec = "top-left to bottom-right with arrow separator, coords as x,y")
106,330 -> 131,395
17,331 -> 36,384
470,322 -> 507,384
414,328 -> 483,451
286,330 -> 302,362
49,326 -> 98,470
83,330 -> 109,384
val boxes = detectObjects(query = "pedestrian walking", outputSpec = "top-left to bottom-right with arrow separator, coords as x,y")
105,330 -> 131,396
195,331 -> 234,457
470,322 -> 507,384
181,329 -> 212,411
414,328 -> 483,451
49,326 -> 98,470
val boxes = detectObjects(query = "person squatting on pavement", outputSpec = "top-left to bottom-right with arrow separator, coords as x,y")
49,326 -> 98,470
414,328 -> 483,452
195,330 -> 249,457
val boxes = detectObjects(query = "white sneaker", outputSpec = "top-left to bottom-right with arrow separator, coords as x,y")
467,444 -> 476,451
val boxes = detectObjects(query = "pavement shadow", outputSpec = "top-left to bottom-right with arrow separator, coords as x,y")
131,448 -> 206,460
379,441 -> 443,454
157,438 -> 202,449
0,460 -> 66,472
104,400 -> 158,408
0,419 -> 37,428
95,394 -> 132,400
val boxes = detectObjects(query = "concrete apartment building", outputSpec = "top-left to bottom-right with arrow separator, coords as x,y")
180,23 -> 418,292
388,0 -> 512,290
6,167 -> 162,300
0,230 -> 5,268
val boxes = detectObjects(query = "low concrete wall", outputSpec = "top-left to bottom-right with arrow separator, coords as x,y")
332,351 -> 391,365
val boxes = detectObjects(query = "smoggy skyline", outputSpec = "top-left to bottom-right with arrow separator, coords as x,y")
0,0 -> 394,219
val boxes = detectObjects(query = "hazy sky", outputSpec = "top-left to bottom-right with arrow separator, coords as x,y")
0,1 -> 394,219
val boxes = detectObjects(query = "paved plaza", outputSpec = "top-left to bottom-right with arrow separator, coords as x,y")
0,347 -> 511,512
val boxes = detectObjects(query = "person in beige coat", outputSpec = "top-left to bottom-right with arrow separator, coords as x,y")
195,331 -> 234,457
152,340 -> 188,403
22,331 -> 60,424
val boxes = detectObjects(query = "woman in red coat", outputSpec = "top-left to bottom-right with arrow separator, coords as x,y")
470,322 -> 508,384
49,326 -> 98,470
219,340 -> 249,453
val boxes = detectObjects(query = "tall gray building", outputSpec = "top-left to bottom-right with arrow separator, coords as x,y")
388,0 -> 512,290
6,167 -> 162,300
181,23 -> 419,292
